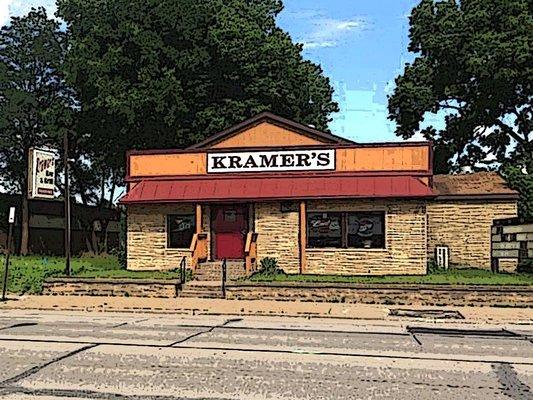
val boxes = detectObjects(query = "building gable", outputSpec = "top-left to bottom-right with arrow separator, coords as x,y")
210,121 -> 329,148
188,112 -> 352,149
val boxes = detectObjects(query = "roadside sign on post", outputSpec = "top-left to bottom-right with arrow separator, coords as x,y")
28,148 -> 56,199
2,207 -> 15,301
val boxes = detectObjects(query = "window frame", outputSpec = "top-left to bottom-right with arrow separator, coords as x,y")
166,213 -> 196,249
306,210 -> 387,250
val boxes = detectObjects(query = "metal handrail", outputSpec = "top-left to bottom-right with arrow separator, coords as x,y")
221,258 -> 227,298
180,256 -> 186,285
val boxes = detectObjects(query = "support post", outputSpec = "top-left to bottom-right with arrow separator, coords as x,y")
2,207 -> 15,301
299,201 -> 307,274
63,131 -> 71,276
195,204 -> 202,234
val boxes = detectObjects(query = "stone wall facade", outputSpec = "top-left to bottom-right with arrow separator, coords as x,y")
427,201 -> 518,269
255,202 -> 300,273
127,204 -> 195,270
127,200 -> 428,275
304,199 -> 427,275
126,198 -> 516,274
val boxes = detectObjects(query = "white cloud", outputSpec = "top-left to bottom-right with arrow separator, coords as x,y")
335,20 -> 365,31
300,17 -> 368,50
302,40 -> 337,49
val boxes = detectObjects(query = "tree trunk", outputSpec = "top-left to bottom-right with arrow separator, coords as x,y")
99,173 -> 106,207
102,177 -> 117,254
20,148 -> 30,256
20,195 -> 29,256
85,231 -> 96,255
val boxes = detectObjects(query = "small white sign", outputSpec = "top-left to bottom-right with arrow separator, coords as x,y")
207,149 -> 335,173
8,207 -> 15,224
28,148 -> 56,199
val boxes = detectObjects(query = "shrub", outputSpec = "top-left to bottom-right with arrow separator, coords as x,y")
427,259 -> 444,274
517,259 -> 533,274
258,257 -> 284,276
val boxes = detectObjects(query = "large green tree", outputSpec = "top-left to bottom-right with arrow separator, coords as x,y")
0,7 -> 73,254
388,0 -> 532,216
57,0 -> 339,190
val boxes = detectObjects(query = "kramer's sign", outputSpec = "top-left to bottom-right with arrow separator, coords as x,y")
207,149 -> 335,173
28,148 -> 56,199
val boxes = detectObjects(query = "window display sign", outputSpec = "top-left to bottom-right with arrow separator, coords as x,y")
28,148 -> 56,199
167,214 -> 195,248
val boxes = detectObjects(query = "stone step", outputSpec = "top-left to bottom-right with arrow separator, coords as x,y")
178,281 -> 225,299
193,261 -> 247,281
179,290 -> 223,299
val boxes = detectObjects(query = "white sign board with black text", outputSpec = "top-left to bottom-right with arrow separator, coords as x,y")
28,148 -> 56,199
207,149 -> 335,173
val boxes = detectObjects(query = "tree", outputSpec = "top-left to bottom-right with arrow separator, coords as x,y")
502,164 -> 533,219
388,0 -> 532,215
0,8 -> 73,254
57,0 -> 339,192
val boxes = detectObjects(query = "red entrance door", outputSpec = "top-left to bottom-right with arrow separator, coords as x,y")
212,205 -> 248,259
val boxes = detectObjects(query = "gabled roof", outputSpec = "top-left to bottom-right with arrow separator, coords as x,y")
433,172 -> 519,200
187,112 -> 354,149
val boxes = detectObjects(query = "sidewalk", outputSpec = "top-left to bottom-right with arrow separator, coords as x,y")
1,295 -> 532,326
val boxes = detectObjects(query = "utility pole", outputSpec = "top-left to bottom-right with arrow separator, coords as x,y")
63,131 -> 71,276
2,207 -> 15,301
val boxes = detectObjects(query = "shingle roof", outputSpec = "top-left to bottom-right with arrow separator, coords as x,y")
433,172 -> 519,200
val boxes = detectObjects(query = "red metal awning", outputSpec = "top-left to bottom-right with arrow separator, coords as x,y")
119,174 -> 434,204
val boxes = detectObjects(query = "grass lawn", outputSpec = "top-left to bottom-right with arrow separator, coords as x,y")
2,255 -> 532,295
247,268 -> 533,286
0,255 -> 182,295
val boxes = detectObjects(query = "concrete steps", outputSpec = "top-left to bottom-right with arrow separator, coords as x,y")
193,261 -> 248,281
178,281 -> 224,299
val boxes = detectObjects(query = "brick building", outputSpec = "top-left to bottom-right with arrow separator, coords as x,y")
119,113 -> 518,275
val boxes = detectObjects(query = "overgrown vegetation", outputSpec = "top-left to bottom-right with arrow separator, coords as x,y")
0,255 -> 181,295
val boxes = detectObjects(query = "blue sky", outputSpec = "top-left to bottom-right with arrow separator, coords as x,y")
277,0 -> 421,142
1,0 -> 430,142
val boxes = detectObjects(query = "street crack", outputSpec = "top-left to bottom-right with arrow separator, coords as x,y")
0,343 -> 98,387
0,322 -> 38,331
492,363 -> 533,399
168,318 -> 242,346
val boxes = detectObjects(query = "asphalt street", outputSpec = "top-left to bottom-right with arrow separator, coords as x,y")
0,310 -> 531,399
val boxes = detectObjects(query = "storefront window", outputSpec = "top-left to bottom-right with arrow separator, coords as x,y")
307,212 -> 343,248
307,211 -> 385,249
167,214 -> 195,248
347,212 -> 385,249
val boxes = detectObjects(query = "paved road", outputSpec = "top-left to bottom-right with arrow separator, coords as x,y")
0,310 -> 532,399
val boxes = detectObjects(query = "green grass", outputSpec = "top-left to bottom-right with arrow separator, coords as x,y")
247,268 -> 533,286
0,255 -> 182,295
2,255 -> 532,296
